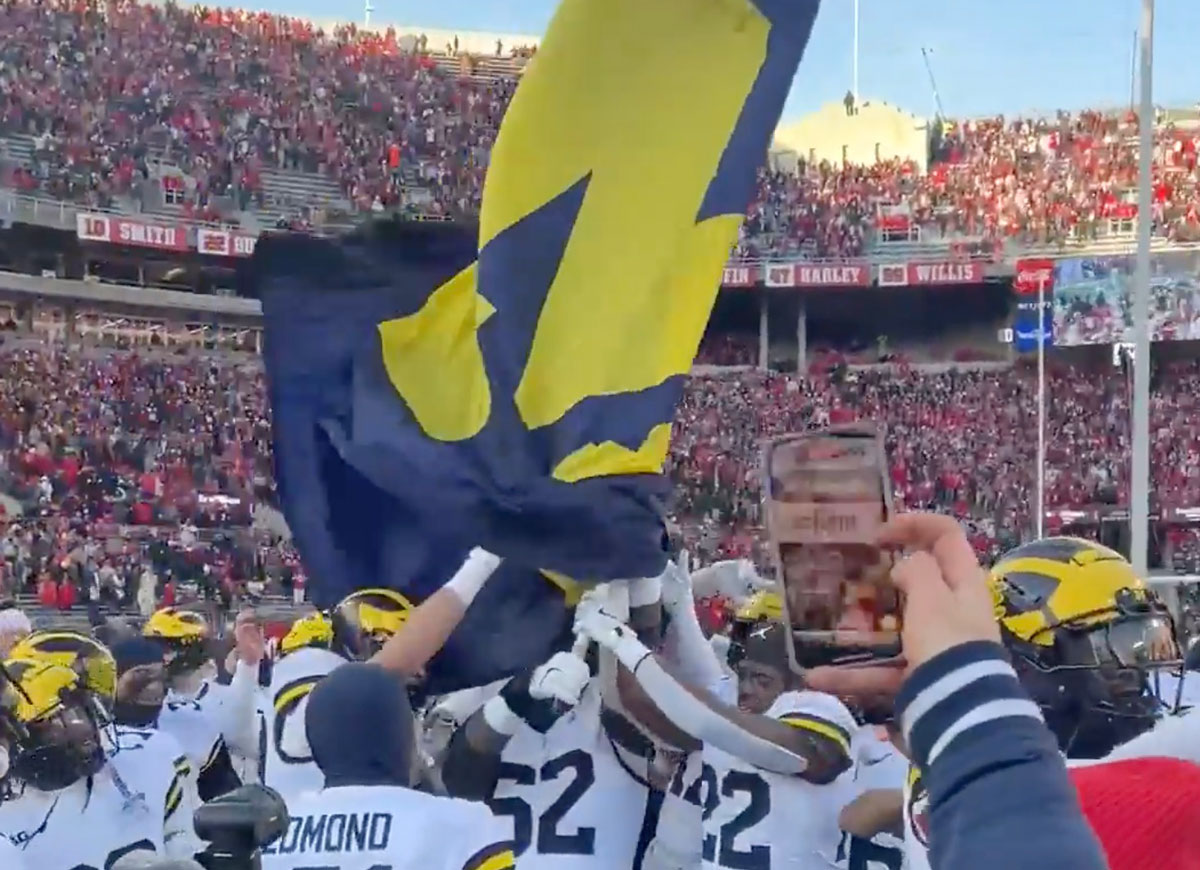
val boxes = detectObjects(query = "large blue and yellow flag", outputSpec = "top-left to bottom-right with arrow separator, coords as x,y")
256,0 -> 820,687
325,0 -> 821,581
255,220 -> 576,692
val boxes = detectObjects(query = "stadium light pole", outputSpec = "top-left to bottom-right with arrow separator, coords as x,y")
1131,0 -> 1154,577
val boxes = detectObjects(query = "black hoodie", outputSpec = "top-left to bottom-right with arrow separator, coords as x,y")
306,662 -> 415,788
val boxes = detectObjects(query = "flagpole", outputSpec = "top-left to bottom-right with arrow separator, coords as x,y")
852,0 -> 860,104
1036,276 -> 1046,539
1131,0 -> 1154,576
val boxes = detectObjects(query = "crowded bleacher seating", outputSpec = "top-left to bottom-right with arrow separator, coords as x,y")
5,324 -> 1200,610
3,0 -> 1200,250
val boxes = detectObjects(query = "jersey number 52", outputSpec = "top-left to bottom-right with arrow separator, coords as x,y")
488,749 -> 595,858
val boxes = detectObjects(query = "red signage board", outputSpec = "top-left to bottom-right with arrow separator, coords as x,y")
906,261 -> 984,285
1013,258 -> 1055,295
76,213 -> 188,252
197,228 -> 258,258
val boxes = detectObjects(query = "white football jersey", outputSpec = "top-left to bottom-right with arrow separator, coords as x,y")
645,676 -> 738,870
262,647 -> 346,798
262,784 -> 514,870
646,749 -> 708,870
901,765 -> 932,870
0,834 -> 26,870
701,690 -> 859,870
112,725 -> 202,856
160,672 -> 255,798
0,728 -> 191,867
490,681 -> 654,869
835,728 -> 905,870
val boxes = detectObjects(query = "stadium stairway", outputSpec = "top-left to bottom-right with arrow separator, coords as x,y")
1,134 -> 34,166
258,167 -> 349,225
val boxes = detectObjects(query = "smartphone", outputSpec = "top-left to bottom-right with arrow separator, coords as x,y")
763,424 -> 900,673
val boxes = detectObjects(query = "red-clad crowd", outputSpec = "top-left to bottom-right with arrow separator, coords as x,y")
669,360 -> 1200,571
4,0 -> 1200,251
0,343 -> 304,606
0,0 -> 515,217
6,334 -> 1198,607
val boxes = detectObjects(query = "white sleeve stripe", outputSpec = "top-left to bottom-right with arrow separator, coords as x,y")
926,698 -> 1045,766
901,659 -> 1016,744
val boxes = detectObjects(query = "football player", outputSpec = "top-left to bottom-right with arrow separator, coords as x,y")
8,629 -> 201,820
835,723 -> 906,870
263,547 -> 504,800
576,596 -> 860,870
900,537 -> 1180,870
262,592 -> 410,798
442,579 -> 682,870
0,833 -> 25,870
261,662 -> 515,870
142,607 -> 263,801
0,658 -> 200,866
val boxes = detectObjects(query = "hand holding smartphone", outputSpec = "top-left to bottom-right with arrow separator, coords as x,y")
763,424 -> 901,673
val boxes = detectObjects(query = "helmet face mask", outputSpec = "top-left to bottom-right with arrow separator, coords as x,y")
14,700 -> 106,791
992,537 -> 1180,758
4,662 -> 108,792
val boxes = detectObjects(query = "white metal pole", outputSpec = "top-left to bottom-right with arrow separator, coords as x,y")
852,0 -> 860,104
1131,0 -> 1154,577
1036,276 -> 1046,539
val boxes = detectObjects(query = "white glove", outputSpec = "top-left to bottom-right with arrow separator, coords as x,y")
689,559 -> 757,601
661,556 -> 695,617
529,650 -> 590,708
574,589 -> 650,671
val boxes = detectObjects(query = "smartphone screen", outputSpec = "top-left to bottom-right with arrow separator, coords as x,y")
763,424 -> 900,672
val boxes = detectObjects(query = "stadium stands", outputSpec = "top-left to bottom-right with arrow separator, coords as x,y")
4,326 -> 1199,612
3,0 -> 1200,251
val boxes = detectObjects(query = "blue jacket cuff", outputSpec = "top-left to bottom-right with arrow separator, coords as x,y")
896,640 -> 1043,769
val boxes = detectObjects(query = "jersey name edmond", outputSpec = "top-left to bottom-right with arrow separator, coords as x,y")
264,811 -> 393,856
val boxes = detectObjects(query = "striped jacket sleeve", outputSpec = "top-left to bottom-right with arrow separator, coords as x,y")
893,640 -> 1107,870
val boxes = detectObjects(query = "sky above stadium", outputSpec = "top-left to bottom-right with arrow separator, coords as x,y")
260,0 -> 1199,121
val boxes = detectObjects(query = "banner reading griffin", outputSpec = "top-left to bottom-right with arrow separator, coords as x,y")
333,0 -> 820,583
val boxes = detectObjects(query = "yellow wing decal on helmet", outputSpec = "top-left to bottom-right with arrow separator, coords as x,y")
3,659 -> 79,723
991,537 -> 1158,646
143,608 -> 209,641
9,631 -> 117,704
280,612 -> 335,656
356,602 -> 407,637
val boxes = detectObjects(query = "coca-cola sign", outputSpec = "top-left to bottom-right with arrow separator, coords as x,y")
1013,258 -> 1055,295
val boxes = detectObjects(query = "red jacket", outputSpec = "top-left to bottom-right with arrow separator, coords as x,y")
1072,757 -> 1200,870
